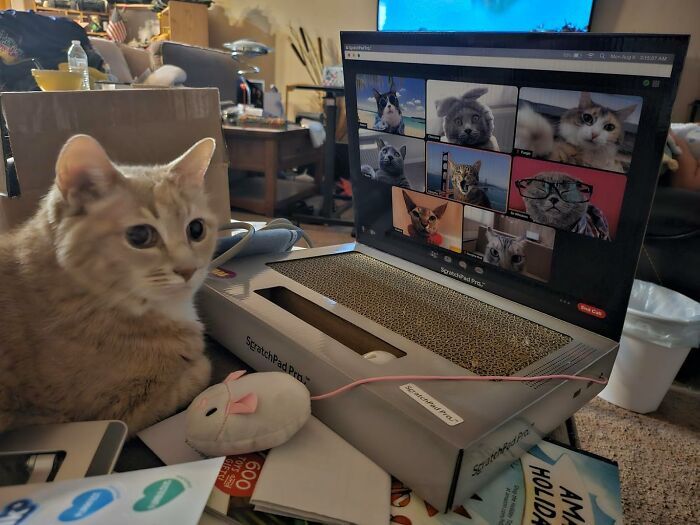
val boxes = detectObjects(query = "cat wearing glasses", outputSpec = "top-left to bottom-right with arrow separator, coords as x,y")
373,83 -> 405,134
517,171 -> 610,240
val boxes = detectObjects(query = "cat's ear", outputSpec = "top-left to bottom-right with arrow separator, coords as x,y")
376,138 -> 385,149
473,160 -> 482,172
462,87 -> 488,100
433,203 -> 448,218
168,137 -> 216,187
436,97 -> 458,117
55,134 -> 123,204
373,88 -> 381,100
400,145 -> 407,159
447,158 -> 456,170
615,104 -> 637,122
578,92 -> 592,109
485,226 -> 495,241
402,190 -> 416,212
389,81 -> 396,93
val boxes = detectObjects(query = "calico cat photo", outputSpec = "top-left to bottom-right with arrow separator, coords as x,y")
361,137 -> 411,188
435,87 -> 499,150
483,228 -> 527,273
0,135 -> 218,434
517,171 -> 611,240
402,190 -> 447,245
448,158 -> 491,208
373,83 -> 404,134
516,89 -> 640,174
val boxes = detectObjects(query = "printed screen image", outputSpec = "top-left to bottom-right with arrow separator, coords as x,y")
343,31 -> 687,339
392,187 -> 462,253
426,142 -> 510,213
359,129 -> 426,191
509,157 -> 627,241
463,207 -> 556,283
356,74 -> 426,138
515,88 -> 642,174
426,80 -> 518,153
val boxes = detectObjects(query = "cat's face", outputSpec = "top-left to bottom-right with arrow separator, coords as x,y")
559,92 -> 636,150
521,171 -> 588,230
483,228 -> 527,273
448,159 -> 481,195
437,89 -> 493,146
50,135 -> 218,313
402,191 -> 447,236
377,138 -> 406,174
374,84 -> 402,125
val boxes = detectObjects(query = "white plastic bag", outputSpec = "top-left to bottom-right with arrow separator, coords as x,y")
623,280 -> 700,348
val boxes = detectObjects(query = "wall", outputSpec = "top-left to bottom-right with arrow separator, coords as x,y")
208,0 -> 375,117
591,0 -> 699,122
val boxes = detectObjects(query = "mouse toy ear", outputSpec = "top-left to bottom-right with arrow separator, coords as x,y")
227,393 -> 258,415
224,370 -> 247,383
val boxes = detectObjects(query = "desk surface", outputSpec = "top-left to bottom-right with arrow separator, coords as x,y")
222,123 -> 307,136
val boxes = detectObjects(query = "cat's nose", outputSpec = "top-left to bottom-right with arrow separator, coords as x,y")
591,132 -> 599,139
464,129 -> 472,135
174,267 -> 196,282
549,197 -> 559,204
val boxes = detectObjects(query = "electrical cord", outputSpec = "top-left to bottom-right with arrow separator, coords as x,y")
310,373 -> 608,401
212,218 -> 314,268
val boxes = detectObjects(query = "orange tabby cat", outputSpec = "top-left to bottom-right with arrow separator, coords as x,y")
0,135 -> 218,434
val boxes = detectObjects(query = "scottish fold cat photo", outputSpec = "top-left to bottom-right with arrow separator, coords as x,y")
427,81 -> 518,152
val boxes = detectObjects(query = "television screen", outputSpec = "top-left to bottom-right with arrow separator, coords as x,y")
378,0 -> 595,33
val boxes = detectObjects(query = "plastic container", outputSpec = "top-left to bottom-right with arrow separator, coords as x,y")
67,40 -> 90,91
599,280 -> 700,413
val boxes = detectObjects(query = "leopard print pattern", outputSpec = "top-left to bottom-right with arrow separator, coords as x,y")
269,252 -> 571,376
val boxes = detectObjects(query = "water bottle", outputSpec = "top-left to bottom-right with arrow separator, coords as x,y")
67,40 -> 90,90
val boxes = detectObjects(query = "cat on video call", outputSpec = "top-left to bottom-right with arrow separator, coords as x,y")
483,228 -> 527,273
516,171 -> 610,240
436,87 -> 499,150
361,137 -> 411,188
402,190 -> 447,246
448,158 -> 491,208
374,83 -> 405,134
516,92 -> 638,173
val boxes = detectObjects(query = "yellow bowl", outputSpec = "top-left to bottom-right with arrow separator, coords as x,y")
58,63 -> 109,89
31,69 -> 84,91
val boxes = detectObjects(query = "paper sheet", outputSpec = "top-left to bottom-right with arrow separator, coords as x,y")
251,417 -> 391,525
0,458 -> 224,525
138,411 -> 203,465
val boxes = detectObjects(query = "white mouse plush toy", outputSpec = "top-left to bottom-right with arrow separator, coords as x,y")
185,370 -> 311,457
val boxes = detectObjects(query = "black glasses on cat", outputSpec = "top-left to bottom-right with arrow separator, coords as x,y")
379,94 -> 399,108
515,179 -> 593,203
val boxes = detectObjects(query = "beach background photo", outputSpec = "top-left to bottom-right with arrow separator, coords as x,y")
356,74 -> 426,138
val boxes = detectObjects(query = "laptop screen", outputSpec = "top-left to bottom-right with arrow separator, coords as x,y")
340,32 -> 688,341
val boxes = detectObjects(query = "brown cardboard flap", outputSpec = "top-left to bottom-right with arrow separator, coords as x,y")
0,88 -> 230,229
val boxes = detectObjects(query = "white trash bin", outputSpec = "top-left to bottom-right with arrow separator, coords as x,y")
598,280 -> 700,413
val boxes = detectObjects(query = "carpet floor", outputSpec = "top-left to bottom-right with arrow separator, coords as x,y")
575,386 -> 700,524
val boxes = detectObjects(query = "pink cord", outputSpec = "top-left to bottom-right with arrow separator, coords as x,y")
310,374 -> 608,401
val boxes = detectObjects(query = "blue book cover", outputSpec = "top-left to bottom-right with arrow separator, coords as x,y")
390,440 -> 623,525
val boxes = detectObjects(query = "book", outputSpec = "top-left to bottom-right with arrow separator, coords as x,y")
390,440 -> 623,525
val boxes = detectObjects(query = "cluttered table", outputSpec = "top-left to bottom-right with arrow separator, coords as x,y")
223,123 -> 323,217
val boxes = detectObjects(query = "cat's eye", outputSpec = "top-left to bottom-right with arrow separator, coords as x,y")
581,113 -> 594,125
428,215 -> 436,222
187,219 -> 206,242
471,114 -> 480,123
454,117 -> 463,126
603,123 -> 616,131
411,210 -> 420,217
126,224 -> 158,249
490,248 -> 499,258
512,255 -> 523,263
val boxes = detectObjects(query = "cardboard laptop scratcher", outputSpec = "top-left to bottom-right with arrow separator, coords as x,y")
200,31 -> 688,511
0,88 -> 230,232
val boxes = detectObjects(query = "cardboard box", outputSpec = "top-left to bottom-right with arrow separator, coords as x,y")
0,88 -> 230,232
200,243 -> 617,512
